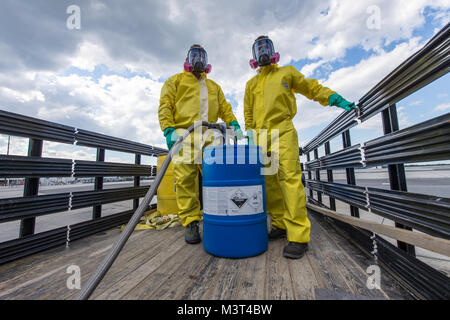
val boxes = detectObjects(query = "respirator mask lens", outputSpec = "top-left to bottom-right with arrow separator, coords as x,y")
252,39 -> 274,66
188,48 -> 208,72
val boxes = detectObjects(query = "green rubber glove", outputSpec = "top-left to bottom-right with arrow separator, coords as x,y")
164,127 -> 178,150
246,130 -> 255,145
228,120 -> 244,140
328,93 -> 356,111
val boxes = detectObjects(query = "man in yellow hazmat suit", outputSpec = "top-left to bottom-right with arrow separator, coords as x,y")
244,36 -> 356,259
158,44 -> 243,244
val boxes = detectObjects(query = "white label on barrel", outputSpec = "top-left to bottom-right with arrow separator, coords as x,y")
203,185 -> 263,216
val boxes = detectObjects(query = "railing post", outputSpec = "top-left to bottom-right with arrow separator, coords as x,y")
306,152 -> 313,199
324,141 -> 336,211
93,148 -> 105,220
381,104 -> 416,256
342,130 -> 359,218
19,138 -> 43,237
133,154 -> 141,210
313,148 -> 322,204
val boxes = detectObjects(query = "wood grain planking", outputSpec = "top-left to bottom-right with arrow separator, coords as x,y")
264,239 -> 294,300
306,216 -> 352,294
311,213 -> 387,299
121,242 -> 196,300
179,256 -> 224,300
148,246 -> 213,300
58,228 -> 183,300
5,228 -> 179,300
5,229 -> 155,300
199,257 -> 243,300
0,228 -> 121,286
287,250 -> 319,300
93,231 -> 187,300
233,251 -> 267,300
316,212 -> 413,300
0,228 -> 129,298
87,227 -> 183,299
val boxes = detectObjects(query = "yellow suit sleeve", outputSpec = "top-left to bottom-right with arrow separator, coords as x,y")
158,77 -> 177,132
243,82 -> 253,131
290,65 -> 336,106
217,85 -> 237,125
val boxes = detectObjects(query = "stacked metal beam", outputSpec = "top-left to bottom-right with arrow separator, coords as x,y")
304,113 -> 450,170
0,110 -> 75,144
0,193 -> 70,222
306,180 -> 450,239
0,109 -> 168,156
0,186 -> 152,223
364,113 -> 450,165
71,186 -> 150,209
0,155 -> 73,177
73,160 -> 155,177
0,156 -> 157,178
305,145 -> 363,170
76,129 -> 167,156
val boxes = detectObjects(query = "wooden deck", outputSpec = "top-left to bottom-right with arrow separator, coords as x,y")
0,211 -> 412,300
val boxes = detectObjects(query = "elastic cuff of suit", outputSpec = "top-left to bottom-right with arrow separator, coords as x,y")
164,127 -> 175,137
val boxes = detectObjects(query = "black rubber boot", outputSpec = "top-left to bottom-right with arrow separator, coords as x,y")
185,221 -> 201,244
283,242 -> 309,259
268,226 -> 286,240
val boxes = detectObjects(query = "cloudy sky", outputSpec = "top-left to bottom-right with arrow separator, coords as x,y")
0,0 -> 449,164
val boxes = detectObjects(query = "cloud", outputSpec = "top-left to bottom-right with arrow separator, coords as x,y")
434,103 -> 450,112
0,87 -> 45,103
291,36 -> 423,141
409,100 -> 423,106
0,0 -> 449,159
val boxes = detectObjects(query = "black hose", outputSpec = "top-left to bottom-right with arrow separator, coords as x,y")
76,121 -> 221,300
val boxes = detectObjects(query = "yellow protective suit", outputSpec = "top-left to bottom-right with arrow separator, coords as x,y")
244,64 -> 336,243
158,71 -> 237,227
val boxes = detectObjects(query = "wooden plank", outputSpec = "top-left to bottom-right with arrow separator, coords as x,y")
88,227 -> 183,299
308,203 -> 450,257
121,242 -> 196,299
316,212 -> 414,300
0,228 -> 119,282
233,251 -> 267,300
287,249 -> 319,300
93,229 -> 187,300
265,239 -> 294,299
61,227 -> 183,300
198,257 -> 244,300
310,213 -> 387,299
179,255 -> 225,300
0,228 -> 128,298
146,244 -> 212,300
306,217 -> 352,294
1,228 -> 160,300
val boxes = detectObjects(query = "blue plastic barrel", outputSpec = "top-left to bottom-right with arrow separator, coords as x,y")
202,145 -> 268,258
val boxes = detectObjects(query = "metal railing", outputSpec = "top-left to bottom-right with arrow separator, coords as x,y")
0,109 -> 166,264
301,23 -> 450,299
